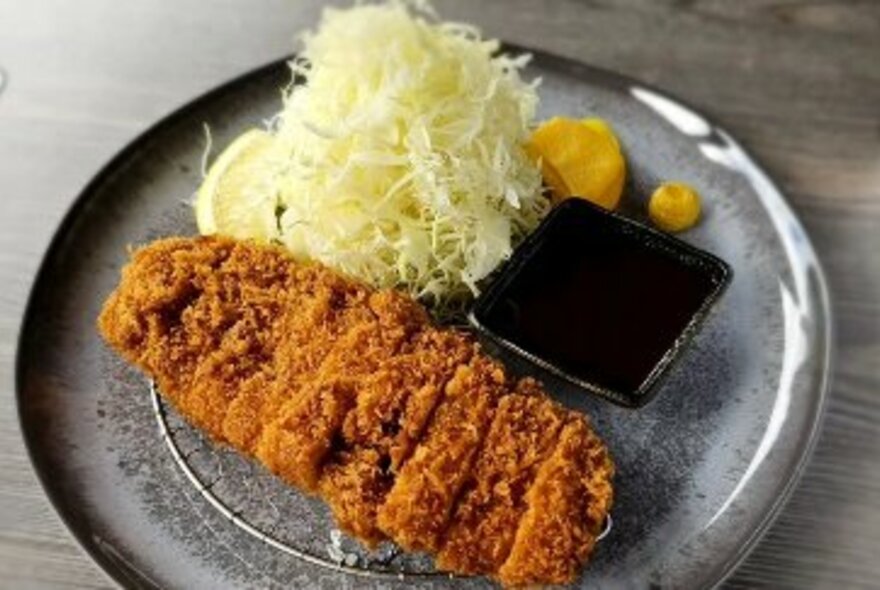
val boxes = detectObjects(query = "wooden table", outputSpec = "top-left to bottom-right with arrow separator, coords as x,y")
1,1 -> 877,587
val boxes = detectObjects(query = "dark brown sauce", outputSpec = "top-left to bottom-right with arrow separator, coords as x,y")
473,199 -> 729,405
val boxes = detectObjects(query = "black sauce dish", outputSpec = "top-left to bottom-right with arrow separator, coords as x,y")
469,198 -> 732,408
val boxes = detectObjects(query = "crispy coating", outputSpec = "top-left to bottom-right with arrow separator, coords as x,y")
221,281 -> 369,451
98,236 -> 614,587
98,237 -> 297,437
319,448 -> 392,547
226,282 -> 428,452
320,329 -> 476,543
436,394 -> 566,575
255,318 -> 413,493
376,355 -> 507,553
496,417 -> 615,586
342,329 -> 476,468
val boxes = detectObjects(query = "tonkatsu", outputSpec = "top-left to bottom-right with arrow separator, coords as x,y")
97,236 -> 614,586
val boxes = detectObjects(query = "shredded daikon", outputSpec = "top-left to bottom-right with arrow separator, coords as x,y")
271,0 -> 547,307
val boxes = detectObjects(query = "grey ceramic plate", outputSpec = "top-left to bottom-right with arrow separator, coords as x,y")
17,48 -> 832,589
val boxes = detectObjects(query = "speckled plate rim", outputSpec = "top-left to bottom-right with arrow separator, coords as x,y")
14,46 -> 834,590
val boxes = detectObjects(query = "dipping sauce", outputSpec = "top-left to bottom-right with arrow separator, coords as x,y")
470,199 -> 730,407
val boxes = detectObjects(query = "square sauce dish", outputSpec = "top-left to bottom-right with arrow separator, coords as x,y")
469,198 -> 732,408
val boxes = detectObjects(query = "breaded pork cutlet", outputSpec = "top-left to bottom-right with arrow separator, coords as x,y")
98,236 -> 300,438
221,273 -> 376,452
255,300 -> 422,493
99,236 -> 424,452
98,236 -> 614,587
319,329 -> 476,545
497,417 -> 615,586
436,392 -> 567,575
376,354 -> 508,553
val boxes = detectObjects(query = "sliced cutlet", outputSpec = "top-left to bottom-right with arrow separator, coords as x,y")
221,275 -> 375,451
435,390 -> 566,575
222,272 -> 428,452
175,239 -> 305,437
320,329 -> 476,544
376,354 -> 507,553
255,291 -> 425,493
98,236 -> 617,583
319,448 -> 392,547
181,244 -> 367,446
496,415 -> 614,586
97,237 -> 235,415
341,328 -> 476,468
99,236 -> 304,440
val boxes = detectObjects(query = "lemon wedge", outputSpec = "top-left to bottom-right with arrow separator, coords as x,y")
195,128 -> 281,242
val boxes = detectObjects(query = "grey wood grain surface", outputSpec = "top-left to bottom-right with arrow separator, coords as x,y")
1,0 -> 878,588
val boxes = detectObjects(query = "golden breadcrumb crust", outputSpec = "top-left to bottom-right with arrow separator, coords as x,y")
98,236 -> 614,587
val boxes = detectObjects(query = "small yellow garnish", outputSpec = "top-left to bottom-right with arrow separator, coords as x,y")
527,116 -> 626,210
648,182 -> 702,232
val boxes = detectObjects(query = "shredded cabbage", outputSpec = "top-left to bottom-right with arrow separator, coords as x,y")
271,0 -> 547,307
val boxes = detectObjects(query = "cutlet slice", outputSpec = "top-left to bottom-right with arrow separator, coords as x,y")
435,392 -> 566,575
97,237 -> 235,408
175,241 -> 316,437
255,295 -> 422,493
255,377 -> 356,494
319,329 -> 476,543
342,329 -> 476,468
99,236 -> 299,438
225,268 -> 423,451
376,355 -> 507,553
221,280 -> 375,451
176,315 -> 275,437
319,448 -> 393,547
496,416 -> 615,586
